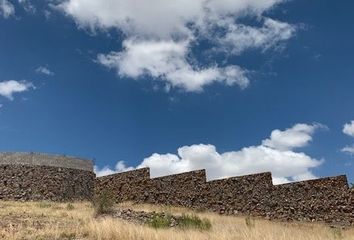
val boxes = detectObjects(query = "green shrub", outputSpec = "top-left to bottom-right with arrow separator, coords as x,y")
38,202 -> 52,208
66,203 -> 75,210
148,214 -> 172,229
178,214 -> 212,231
92,191 -> 115,215
148,213 -> 211,230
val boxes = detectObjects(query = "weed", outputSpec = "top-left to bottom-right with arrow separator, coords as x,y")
38,202 -> 52,208
179,214 -> 212,231
92,190 -> 115,215
59,232 -> 77,240
245,216 -> 255,229
148,214 -> 172,229
147,213 -> 212,231
66,203 -> 75,210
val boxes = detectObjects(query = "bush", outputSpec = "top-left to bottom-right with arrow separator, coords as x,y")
179,214 -> 212,231
148,214 -> 172,229
66,203 -> 75,210
93,191 -> 115,215
38,202 -> 52,208
147,213 -> 212,231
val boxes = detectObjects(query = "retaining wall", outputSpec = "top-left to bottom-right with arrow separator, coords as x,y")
265,176 -> 354,225
0,152 -> 94,201
140,170 -> 207,207
95,168 -> 354,226
1,151 -> 352,225
95,168 -> 150,202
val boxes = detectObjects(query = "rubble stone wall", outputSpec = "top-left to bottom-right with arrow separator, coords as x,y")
140,170 -> 207,207
95,168 -> 150,202
199,172 -> 273,215
0,153 -> 94,201
95,168 -> 354,225
264,176 -> 354,225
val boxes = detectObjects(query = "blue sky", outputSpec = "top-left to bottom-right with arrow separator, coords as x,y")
0,0 -> 353,184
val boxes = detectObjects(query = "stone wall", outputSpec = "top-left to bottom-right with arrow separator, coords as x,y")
1,151 -> 352,225
139,170 -> 207,207
95,168 -> 354,226
265,176 -> 354,225
0,153 -> 94,201
199,172 -> 273,216
95,168 -> 150,202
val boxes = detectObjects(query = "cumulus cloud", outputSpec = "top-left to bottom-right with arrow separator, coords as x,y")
341,121 -> 354,156
0,80 -> 34,100
341,146 -> 354,155
262,123 -> 322,151
343,121 -> 354,137
0,0 -> 15,18
95,160 -> 134,177
57,0 -> 295,92
36,66 -> 55,76
97,39 -> 249,91
96,123 -> 323,184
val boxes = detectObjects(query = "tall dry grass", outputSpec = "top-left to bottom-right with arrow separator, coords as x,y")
0,200 -> 353,240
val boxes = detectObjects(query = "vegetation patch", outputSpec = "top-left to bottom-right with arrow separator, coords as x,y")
93,190 -> 115,215
178,214 -> 212,231
66,203 -> 75,210
147,214 -> 173,229
147,213 -> 211,230
38,202 -> 52,208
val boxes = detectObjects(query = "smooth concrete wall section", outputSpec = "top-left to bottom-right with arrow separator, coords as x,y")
0,152 -> 93,172
95,169 -> 354,226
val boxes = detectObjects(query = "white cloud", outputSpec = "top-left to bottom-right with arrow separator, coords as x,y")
97,39 -> 249,92
95,160 -> 134,177
57,0 -> 294,92
97,123 -> 323,184
341,121 -> 354,156
215,18 -> 295,55
0,80 -> 35,100
36,66 -> 55,76
341,145 -> 354,155
343,121 -> 354,137
0,0 -> 15,18
262,123 -> 322,151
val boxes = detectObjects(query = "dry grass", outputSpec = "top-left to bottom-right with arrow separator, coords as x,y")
0,200 -> 353,240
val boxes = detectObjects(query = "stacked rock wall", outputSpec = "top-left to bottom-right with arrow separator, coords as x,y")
199,172 -> 273,215
140,170 -> 206,207
0,152 -> 94,201
95,168 -> 354,225
95,168 -> 150,202
1,151 -> 352,225
264,176 -> 354,225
